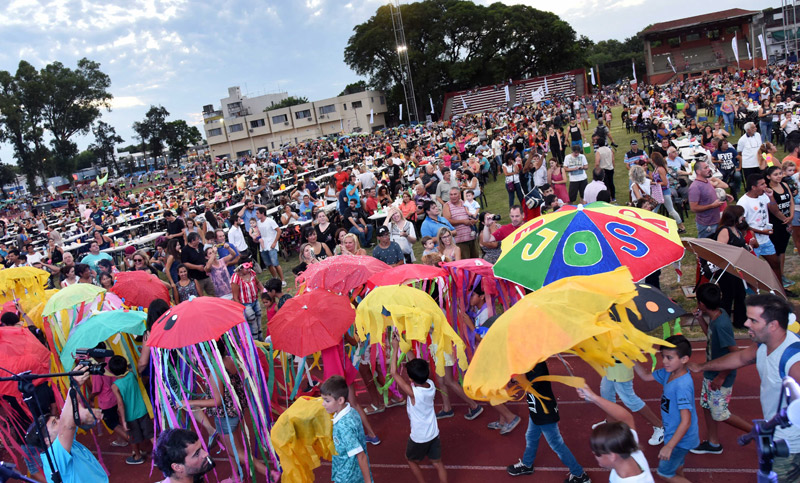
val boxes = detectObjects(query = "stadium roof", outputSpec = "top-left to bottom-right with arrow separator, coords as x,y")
640,8 -> 760,37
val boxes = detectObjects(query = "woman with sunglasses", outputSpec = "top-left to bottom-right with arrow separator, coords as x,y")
131,250 -> 158,276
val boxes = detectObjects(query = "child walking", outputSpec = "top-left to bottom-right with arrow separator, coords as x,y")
321,375 -> 373,483
633,335 -> 699,483
506,361 -> 591,482
390,332 -> 447,483
108,355 -> 154,465
579,383 -> 655,482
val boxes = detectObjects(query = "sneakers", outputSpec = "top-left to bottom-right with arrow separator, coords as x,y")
591,419 -> 607,430
111,440 -> 129,447
649,426 -> 665,446
281,280 -> 287,287
365,434 -> 381,445
487,420 -> 503,430
500,415 -> 521,435
783,276 -> 795,288
506,459 -> 534,476
465,405 -> 484,420
126,456 -> 145,465
436,409 -> 455,419
690,441 -> 723,455
565,473 -> 591,483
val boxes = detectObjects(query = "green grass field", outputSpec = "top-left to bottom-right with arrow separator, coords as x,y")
264,106 -> 798,335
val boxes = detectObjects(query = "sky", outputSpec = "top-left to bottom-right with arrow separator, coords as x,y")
0,0 -> 780,164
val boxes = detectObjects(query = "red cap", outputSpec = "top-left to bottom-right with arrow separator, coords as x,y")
1,301 -> 18,316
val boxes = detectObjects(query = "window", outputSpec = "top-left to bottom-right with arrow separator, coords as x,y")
707,29 -> 720,40
380,96 -> 385,105
650,40 -> 662,48
272,114 -> 288,124
667,36 -> 680,47
250,119 -> 266,128
319,104 -> 336,115
295,109 -> 311,119
271,142 -> 275,149
370,97 -> 374,103
208,128 -> 222,137
228,123 -> 243,133
685,33 -> 700,42
351,101 -> 363,109
227,101 -> 242,110
725,26 -> 740,35
343,103 -> 347,110
236,149 -> 251,157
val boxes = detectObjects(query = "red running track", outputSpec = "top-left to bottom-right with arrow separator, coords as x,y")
77,341 -> 761,482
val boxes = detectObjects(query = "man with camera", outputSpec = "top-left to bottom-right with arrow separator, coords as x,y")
25,365 -> 108,483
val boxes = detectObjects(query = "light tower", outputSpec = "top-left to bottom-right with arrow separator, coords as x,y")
390,0 -> 419,124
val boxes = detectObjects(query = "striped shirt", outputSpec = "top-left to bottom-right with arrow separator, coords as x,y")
231,271 -> 259,303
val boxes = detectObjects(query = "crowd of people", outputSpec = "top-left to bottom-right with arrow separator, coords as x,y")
1,62 -> 800,483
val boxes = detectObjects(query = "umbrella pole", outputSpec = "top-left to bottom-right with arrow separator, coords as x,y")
556,354 -> 575,377
711,262 -> 732,285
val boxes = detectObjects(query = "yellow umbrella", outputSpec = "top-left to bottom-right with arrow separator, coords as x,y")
463,267 -> 668,405
0,266 -> 51,304
355,285 -> 466,376
270,396 -> 335,483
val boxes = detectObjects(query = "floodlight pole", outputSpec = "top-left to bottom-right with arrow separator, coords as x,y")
390,0 -> 419,125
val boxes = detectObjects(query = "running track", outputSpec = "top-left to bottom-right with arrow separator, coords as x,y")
79,341 -> 763,482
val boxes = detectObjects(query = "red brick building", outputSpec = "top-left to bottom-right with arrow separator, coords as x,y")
640,8 -> 761,85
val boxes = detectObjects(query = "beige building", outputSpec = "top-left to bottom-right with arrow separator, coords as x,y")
202,86 -> 388,159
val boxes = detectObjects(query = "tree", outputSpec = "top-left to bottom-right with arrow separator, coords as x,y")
344,0 -> 586,121
339,81 -> 369,96
269,96 -> 309,110
0,61 -> 49,194
164,120 -> 202,164
71,150 -> 97,171
0,163 -> 17,198
117,144 -> 140,153
132,120 -> 150,164
90,121 -> 124,174
143,105 -> 170,162
39,58 -> 112,176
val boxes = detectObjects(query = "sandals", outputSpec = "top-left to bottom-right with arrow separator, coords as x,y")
364,404 -> 385,415
386,399 -> 406,408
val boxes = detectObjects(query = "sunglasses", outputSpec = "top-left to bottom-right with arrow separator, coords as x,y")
134,258 -> 144,262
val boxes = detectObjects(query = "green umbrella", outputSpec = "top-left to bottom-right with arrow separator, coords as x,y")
59,310 -> 147,370
43,283 -> 106,318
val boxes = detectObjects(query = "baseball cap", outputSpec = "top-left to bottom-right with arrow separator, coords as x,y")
377,226 -> 390,236
630,139 -> 638,145
124,246 -> 136,255
1,301 -> 18,316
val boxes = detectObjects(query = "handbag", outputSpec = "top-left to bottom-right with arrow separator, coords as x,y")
651,183 -> 665,204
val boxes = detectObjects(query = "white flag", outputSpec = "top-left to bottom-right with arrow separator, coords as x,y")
544,76 -> 549,94
732,33 -> 739,64
398,104 -> 402,121
746,42 -> 752,60
759,34 -> 768,62
632,59 -> 637,82
667,56 -> 676,73
340,119 -> 343,131
590,68 -> 595,85
370,108 -> 374,124
460,95 -> 467,110
532,87 -> 544,103
429,96 -> 434,114
504,85 -> 510,102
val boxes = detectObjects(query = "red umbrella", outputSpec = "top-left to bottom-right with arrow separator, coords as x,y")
110,270 -> 170,308
268,291 -> 355,357
442,258 -> 495,277
147,297 -> 245,349
0,327 -> 50,398
295,255 -> 391,293
366,264 -> 447,288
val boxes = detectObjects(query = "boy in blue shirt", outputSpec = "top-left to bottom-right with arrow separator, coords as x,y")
321,375 -> 372,483
108,355 -> 154,465
634,335 -> 699,483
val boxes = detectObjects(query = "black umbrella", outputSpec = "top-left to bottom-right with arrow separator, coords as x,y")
609,283 -> 686,332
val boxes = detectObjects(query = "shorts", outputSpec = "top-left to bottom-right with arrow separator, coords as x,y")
657,446 -> 689,478
406,435 -> 441,462
128,415 -> 154,444
102,405 -> 121,430
793,207 -> 800,227
261,249 -> 279,267
773,451 -> 800,483
600,378 -> 645,413
700,377 -> 733,421
755,239 -> 776,257
214,415 -> 241,435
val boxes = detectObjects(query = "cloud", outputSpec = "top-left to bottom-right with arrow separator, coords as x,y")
111,96 -> 146,109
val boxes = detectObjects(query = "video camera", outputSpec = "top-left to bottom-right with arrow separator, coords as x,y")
73,347 -> 114,376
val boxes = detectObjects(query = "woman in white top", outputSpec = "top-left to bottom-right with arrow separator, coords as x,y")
578,384 -> 654,483
628,165 -> 651,203
502,156 -> 524,208
384,207 -> 417,263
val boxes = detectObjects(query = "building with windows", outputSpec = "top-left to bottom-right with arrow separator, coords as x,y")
640,8 -> 760,85
202,86 -> 388,159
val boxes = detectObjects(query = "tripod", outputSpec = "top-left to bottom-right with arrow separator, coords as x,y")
0,369 -> 92,483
